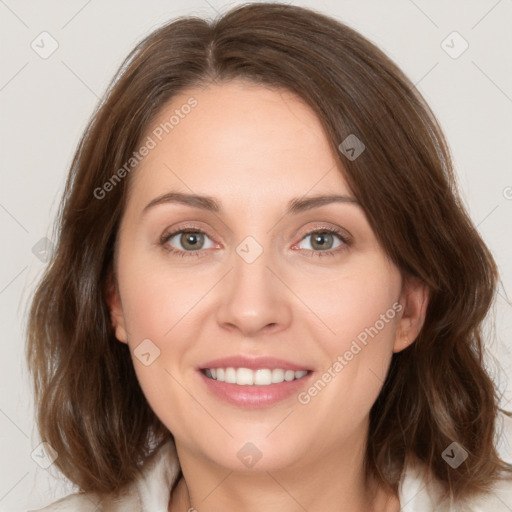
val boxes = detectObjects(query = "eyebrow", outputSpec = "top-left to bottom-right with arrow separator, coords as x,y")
141,191 -> 360,217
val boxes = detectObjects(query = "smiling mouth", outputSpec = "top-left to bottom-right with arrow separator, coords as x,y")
201,367 -> 311,386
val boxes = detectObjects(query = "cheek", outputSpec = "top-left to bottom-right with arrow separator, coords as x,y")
115,259 -> 203,433
113,251 -> 204,394
117,252 -> 211,343
296,257 -> 401,352
292,259 -> 401,414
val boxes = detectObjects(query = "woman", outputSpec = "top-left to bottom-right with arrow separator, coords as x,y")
26,3 -> 512,511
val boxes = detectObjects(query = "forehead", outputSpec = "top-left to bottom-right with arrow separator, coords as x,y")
126,79 -> 352,211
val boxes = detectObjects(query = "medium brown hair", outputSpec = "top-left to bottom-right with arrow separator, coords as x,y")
26,1 -> 511,502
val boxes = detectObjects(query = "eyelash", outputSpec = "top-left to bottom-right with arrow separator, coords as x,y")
159,226 -> 351,259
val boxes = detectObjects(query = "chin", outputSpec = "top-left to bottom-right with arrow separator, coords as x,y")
198,431 -> 308,473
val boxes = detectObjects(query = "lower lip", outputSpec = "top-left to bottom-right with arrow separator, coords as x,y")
198,370 -> 313,408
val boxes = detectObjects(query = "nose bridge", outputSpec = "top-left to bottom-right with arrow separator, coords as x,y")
215,234 -> 291,335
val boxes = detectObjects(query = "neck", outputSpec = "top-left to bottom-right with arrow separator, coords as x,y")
168,435 -> 399,512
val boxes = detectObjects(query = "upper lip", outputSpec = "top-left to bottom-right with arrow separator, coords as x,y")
198,355 -> 311,372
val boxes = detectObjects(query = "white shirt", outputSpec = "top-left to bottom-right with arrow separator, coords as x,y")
30,413 -> 512,512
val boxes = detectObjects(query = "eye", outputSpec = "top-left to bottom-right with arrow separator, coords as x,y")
159,225 -> 351,259
294,227 -> 350,258
160,228 -> 216,258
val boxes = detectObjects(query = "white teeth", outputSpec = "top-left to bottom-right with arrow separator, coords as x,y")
284,370 -> 295,381
271,368 -> 284,383
225,367 -> 236,384
204,367 -> 309,386
254,369 -> 272,385
237,368 -> 254,385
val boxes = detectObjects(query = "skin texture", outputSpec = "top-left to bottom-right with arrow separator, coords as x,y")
108,79 -> 429,512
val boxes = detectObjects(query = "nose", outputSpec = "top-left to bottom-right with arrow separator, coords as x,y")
215,242 -> 293,337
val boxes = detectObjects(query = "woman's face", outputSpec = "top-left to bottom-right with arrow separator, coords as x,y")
108,79 -> 427,473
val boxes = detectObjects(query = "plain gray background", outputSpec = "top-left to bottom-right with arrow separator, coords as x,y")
1,0 -> 511,510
